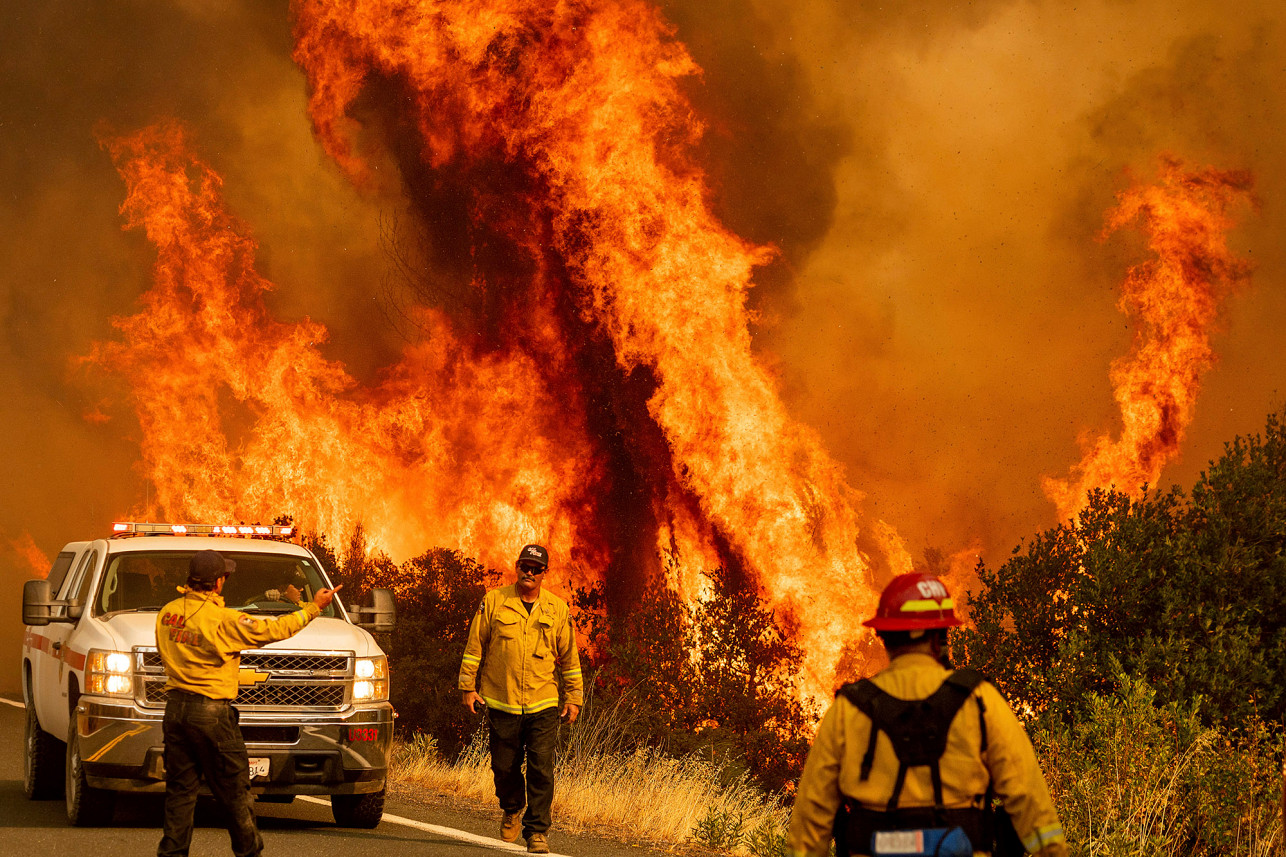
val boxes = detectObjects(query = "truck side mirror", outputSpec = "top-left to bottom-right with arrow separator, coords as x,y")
354,588 -> 395,633
23,579 -> 53,626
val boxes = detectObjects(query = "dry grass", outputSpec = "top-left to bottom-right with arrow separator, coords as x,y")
389,699 -> 788,853
393,677 -> 1286,857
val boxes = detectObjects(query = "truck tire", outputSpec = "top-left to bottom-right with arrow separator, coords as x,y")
65,718 -> 116,826
24,704 -> 65,800
331,788 -> 385,828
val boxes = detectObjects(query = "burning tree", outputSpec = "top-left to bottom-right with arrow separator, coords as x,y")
85,0 -> 916,708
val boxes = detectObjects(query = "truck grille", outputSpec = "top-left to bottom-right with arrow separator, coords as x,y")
136,648 -> 353,710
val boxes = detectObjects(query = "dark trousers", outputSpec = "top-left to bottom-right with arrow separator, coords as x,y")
488,707 -> 559,836
157,690 -> 262,857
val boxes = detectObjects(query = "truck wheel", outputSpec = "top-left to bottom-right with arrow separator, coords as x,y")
65,718 -> 116,826
24,704 -> 65,800
331,788 -> 385,828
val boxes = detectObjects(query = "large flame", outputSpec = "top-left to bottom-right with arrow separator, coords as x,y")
88,0 -> 910,701
1043,158 -> 1255,520
90,122 -> 607,590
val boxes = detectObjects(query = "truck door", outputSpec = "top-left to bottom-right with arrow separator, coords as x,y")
25,549 -> 76,709
36,546 -> 101,739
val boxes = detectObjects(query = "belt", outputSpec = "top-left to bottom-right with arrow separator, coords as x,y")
166,687 -> 232,703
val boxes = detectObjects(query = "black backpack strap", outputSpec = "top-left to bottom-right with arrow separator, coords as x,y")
837,669 -> 990,817
977,694 -> 989,754
933,669 -> 988,815
943,667 -> 987,698
836,680 -> 884,781
962,672 -> 997,847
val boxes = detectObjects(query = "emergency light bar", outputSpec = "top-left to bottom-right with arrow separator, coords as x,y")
111,521 -> 294,538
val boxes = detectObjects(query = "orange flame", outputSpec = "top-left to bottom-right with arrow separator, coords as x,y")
289,0 -> 912,696
1043,157 -> 1255,520
86,0 -> 912,702
89,123 -> 608,591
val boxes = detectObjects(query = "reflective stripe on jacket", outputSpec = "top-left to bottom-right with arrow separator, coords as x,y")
156,587 -> 321,700
787,653 -> 1068,857
458,584 -> 583,714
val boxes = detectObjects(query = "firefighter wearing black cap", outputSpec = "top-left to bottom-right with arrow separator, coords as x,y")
787,572 -> 1068,857
459,544 -> 583,855
155,549 -> 341,857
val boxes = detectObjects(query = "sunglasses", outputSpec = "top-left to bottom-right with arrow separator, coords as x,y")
518,563 -> 546,574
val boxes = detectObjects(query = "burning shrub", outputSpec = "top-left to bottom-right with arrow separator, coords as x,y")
574,565 -> 817,793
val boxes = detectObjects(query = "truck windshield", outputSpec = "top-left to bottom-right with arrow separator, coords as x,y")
96,551 -> 339,618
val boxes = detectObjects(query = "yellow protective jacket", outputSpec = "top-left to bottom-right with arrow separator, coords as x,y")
788,653 -> 1067,857
458,584 -> 583,714
156,587 -> 321,700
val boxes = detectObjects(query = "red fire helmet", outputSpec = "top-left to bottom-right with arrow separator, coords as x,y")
863,571 -> 963,631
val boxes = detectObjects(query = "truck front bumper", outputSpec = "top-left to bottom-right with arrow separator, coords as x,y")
77,697 -> 394,795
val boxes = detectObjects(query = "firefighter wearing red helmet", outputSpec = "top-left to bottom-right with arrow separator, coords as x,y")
787,572 -> 1068,857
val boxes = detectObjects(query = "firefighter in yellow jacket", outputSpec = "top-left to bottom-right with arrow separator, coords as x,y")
787,572 -> 1067,857
155,549 -> 340,857
459,544 -> 583,855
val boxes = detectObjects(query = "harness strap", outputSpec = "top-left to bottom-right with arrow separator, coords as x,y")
838,668 -> 988,817
976,692 -> 995,843
886,764 -> 909,812
850,680 -> 883,781
976,693 -> 989,754
929,761 -> 945,814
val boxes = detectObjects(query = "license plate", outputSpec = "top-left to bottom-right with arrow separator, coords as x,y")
248,758 -> 270,779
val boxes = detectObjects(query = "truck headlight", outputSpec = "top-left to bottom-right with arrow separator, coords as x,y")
353,656 -> 388,702
87,649 -> 134,697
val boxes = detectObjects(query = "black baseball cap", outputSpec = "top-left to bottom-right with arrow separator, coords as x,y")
189,549 -> 235,583
517,544 -> 549,568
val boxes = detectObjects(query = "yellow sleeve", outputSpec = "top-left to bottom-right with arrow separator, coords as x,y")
556,612 -> 583,706
458,597 -> 489,692
981,684 -> 1068,856
787,700 -> 846,857
218,603 -> 319,649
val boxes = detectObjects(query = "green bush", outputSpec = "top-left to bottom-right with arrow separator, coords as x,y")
954,408 -> 1286,730
1034,670 -> 1281,857
693,806 -> 749,851
950,409 -> 1286,855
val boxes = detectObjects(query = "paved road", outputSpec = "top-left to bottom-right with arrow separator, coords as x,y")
0,696 -> 672,857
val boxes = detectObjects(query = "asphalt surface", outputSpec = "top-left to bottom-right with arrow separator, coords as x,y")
0,696 -> 687,857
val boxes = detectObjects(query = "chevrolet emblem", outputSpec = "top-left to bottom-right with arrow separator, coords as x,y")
238,668 -> 272,686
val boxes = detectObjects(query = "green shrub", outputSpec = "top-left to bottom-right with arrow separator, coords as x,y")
1034,670 -> 1282,857
953,408 -> 1286,731
742,815 -> 791,857
693,806 -> 749,851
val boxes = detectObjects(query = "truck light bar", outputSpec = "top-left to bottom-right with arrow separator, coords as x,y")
111,521 -> 295,538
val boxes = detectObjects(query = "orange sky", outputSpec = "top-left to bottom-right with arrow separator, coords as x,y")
1,0 -> 1283,689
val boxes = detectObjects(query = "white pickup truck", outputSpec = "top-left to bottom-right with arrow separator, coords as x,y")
20,521 -> 396,828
